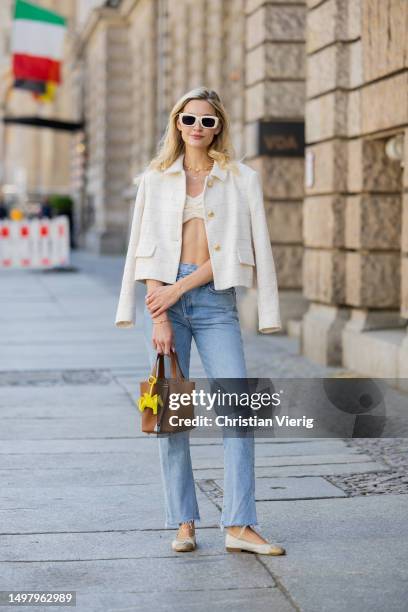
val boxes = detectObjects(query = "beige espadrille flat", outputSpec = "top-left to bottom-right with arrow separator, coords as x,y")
225,526 -> 285,556
171,521 -> 196,552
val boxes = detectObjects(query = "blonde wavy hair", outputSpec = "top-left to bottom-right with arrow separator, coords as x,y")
146,86 -> 240,176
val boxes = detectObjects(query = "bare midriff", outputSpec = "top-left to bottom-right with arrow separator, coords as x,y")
180,217 -> 210,265
179,172 -> 211,265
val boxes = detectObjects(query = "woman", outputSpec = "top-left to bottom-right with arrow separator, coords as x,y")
115,87 -> 285,556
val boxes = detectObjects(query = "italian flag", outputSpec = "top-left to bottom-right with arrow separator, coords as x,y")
11,0 -> 67,85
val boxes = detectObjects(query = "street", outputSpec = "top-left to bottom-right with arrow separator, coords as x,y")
0,251 -> 407,612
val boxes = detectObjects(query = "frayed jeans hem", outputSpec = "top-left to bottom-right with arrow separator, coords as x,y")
165,515 -> 201,529
219,521 -> 258,533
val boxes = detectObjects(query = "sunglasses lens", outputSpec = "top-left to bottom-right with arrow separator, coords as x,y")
181,114 -> 195,125
202,117 -> 216,128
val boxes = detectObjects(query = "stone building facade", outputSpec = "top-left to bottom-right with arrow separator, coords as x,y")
302,0 -> 408,384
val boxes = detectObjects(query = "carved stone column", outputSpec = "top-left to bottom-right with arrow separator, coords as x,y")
78,8 -> 132,254
243,0 -> 307,334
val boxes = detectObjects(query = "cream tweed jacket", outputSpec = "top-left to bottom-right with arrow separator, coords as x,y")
115,153 -> 281,333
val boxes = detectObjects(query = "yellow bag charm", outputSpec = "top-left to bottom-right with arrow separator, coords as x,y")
137,375 -> 164,415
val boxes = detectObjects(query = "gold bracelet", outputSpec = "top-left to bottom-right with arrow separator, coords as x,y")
153,319 -> 169,325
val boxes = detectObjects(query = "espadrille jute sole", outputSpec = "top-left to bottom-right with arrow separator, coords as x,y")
226,545 -> 285,555
225,532 -> 285,555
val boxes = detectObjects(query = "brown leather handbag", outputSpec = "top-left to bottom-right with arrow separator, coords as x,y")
137,351 -> 195,434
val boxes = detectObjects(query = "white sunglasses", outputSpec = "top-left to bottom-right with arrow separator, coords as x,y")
178,112 -> 220,129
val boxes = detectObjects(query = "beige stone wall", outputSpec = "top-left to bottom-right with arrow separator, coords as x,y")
162,0 -> 246,158
304,0 -> 407,337
117,0 -> 247,179
128,0 -> 156,172
76,0 -> 105,29
245,0 -> 306,292
73,6 -> 133,252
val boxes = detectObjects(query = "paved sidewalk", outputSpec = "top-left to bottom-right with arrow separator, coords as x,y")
0,250 -> 407,612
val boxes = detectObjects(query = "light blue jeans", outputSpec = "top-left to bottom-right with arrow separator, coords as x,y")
142,262 -> 257,531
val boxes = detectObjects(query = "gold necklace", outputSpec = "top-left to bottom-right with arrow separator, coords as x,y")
183,160 -> 214,181
184,160 -> 214,172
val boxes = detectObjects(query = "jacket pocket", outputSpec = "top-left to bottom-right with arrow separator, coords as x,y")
237,244 -> 255,266
135,241 -> 156,257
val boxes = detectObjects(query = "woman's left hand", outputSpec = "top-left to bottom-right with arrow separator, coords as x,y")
145,284 -> 181,317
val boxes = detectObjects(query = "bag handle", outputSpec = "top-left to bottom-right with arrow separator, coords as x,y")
150,353 -> 165,379
149,351 -> 186,381
170,351 -> 185,379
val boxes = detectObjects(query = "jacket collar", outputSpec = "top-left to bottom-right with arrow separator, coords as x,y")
163,153 -> 227,181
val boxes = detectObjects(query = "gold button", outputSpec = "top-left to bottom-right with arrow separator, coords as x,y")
214,244 -> 221,251
208,210 -> 215,218
207,178 -> 214,187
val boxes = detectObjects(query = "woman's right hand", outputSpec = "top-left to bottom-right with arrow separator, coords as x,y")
152,315 -> 175,355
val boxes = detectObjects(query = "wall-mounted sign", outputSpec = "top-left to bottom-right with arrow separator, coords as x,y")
305,150 -> 315,188
258,120 -> 305,157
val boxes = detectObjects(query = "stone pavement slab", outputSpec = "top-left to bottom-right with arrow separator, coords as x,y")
256,494 -> 408,612
76,588 -> 295,612
0,555 -> 276,598
0,483 -> 219,534
0,450 -> 161,471
0,449 -> 388,489
1,528 -> 225,562
0,415 -> 146,440
0,341 -> 147,370
217,475 -> 346,501
0,438 -> 161,454
190,438 -> 364,459
194,460 -> 389,480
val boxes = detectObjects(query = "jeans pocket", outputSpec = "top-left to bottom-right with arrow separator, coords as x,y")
207,281 -> 235,295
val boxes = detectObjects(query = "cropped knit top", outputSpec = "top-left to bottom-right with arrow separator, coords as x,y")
183,190 -> 205,223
